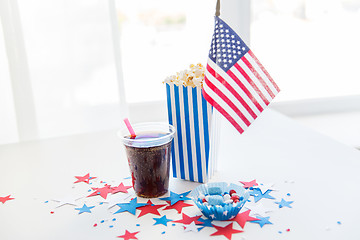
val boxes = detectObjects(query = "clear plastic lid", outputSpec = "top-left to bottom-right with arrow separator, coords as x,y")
118,122 -> 176,148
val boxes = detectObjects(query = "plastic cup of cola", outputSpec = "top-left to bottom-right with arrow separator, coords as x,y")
119,122 -> 175,198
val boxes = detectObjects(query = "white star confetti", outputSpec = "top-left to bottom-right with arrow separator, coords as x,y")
183,221 -> 202,232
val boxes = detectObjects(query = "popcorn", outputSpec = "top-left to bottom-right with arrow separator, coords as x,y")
163,75 -> 176,84
163,63 -> 205,88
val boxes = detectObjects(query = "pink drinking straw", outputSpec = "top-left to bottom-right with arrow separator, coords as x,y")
123,118 -> 136,139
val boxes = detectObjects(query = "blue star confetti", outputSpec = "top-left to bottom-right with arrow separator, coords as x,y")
159,191 -> 191,205
275,198 -> 293,208
197,217 -> 214,228
75,204 -> 95,214
41,173 -> 297,238
153,215 -> 173,226
252,216 -> 273,228
114,197 -> 147,215
251,189 -> 275,203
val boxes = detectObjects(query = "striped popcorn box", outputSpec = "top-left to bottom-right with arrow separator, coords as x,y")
165,83 -> 220,183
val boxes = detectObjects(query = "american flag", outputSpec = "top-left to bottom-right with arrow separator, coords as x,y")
203,16 -> 280,134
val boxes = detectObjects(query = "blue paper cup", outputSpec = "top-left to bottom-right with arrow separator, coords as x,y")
190,182 -> 249,220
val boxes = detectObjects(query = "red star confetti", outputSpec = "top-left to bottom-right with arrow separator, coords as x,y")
240,179 -> 258,189
232,210 -> 259,228
137,200 -> 166,218
74,173 -> 96,184
210,223 -> 243,240
117,230 -> 139,240
172,213 -> 203,225
0,195 -> 14,204
87,184 -> 113,199
111,183 -> 132,194
163,200 -> 193,214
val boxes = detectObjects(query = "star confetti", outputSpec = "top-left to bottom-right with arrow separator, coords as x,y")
257,182 -> 276,193
232,210 -> 260,228
153,215 -> 173,226
240,179 -> 258,189
163,200 -> 193,213
197,217 -> 214,228
275,198 -> 293,208
52,196 -> 79,208
87,184 -> 113,199
210,223 -> 243,240
159,191 -> 191,205
0,195 -> 14,204
183,221 -> 203,232
75,204 -> 95,214
251,189 -> 275,203
137,200 -> 166,218
252,216 -> 273,228
111,183 -> 132,194
117,230 -> 139,240
114,197 -> 147,215
172,213 -> 203,225
74,173 -> 96,184
245,202 -> 273,217
107,191 -> 135,209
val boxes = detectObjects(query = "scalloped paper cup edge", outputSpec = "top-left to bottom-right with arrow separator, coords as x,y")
190,182 -> 250,220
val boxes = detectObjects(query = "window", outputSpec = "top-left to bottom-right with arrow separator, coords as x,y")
114,0 -> 215,103
251,0 -> 360,102
0,17 -> 18,144
16,0 -> 125,139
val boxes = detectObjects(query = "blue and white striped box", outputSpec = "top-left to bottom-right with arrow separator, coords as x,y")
166,84 -> 219,183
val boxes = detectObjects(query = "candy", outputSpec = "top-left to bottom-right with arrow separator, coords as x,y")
223,194 -> 231,201
207,195 -> 224,205
208,187 -> 222,195
229,189 -> 237,195
231,195 -> 240,203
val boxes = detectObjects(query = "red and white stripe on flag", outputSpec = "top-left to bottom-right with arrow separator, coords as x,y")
203,16 -> 280,134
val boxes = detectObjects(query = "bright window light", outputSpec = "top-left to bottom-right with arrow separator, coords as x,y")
251,0 -> 360,102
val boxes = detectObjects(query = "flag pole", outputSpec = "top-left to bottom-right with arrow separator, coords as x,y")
215,0 -> 220,16
209,0 -> 222,178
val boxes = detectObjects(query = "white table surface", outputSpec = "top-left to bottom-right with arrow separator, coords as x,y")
1,109 -> 360,240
